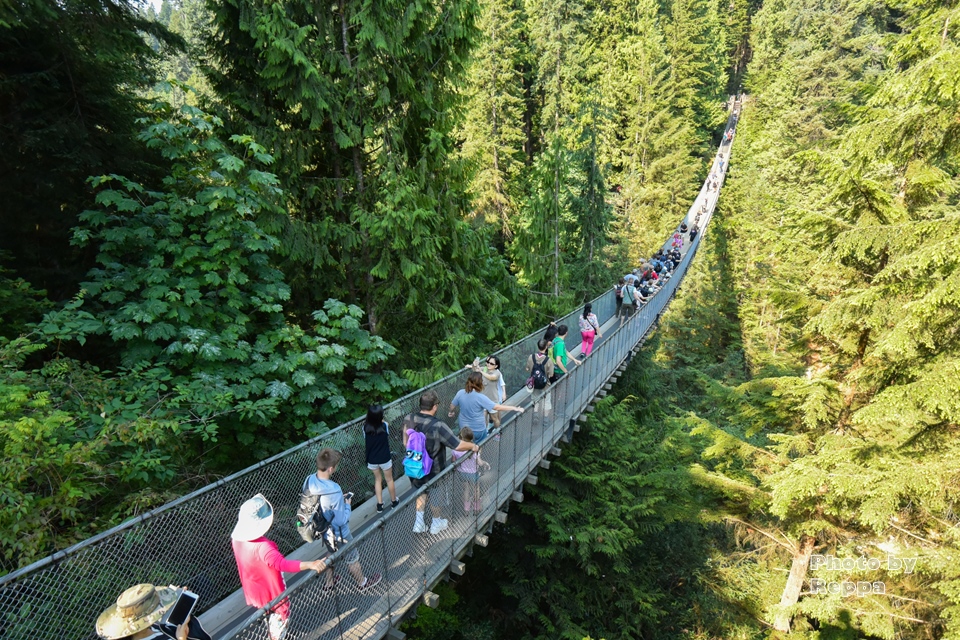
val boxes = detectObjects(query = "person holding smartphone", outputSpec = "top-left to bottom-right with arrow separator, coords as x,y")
307,448 -> 382,592
95,583 -> 211,640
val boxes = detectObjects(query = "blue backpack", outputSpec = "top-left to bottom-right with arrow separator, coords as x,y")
404,428 -> 433,479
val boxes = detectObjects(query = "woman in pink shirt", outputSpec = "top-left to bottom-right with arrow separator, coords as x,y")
231,494 -> 326,640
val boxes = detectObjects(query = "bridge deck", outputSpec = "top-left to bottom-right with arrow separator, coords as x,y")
0,101 -> 740,640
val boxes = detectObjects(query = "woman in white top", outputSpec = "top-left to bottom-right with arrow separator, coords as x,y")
467,355 -> 505,429
578,303 -> 602,356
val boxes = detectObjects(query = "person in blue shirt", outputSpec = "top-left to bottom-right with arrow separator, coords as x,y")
307,448 -> 382,592
449,372 -> 525,443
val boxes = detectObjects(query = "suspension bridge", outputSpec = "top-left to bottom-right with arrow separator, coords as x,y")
0,100 -> 741,640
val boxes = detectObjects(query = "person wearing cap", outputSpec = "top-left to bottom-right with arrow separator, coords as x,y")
95,583 -> 210,640
231,494 -> 327,640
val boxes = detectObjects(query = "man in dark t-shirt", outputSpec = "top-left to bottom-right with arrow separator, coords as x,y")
402,391 -> 478,535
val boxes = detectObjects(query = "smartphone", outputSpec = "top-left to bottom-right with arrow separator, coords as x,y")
343,492 -> 354,501
162,589 -> 199,627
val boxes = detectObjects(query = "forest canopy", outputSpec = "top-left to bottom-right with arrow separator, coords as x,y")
2,0 -> 958,639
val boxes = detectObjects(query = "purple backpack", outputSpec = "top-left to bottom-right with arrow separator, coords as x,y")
404,428 -> 433,479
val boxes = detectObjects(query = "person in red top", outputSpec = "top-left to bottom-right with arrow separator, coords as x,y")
231,494 -> 326,640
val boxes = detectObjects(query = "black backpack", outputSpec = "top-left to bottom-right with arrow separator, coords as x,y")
529,352 -> 549,389
294,478 -> 339,552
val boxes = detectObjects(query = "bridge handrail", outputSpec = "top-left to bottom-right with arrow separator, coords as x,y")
0,100 -> 739,640
223,103 -> 738,639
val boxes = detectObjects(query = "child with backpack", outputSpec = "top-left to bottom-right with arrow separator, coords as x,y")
451,427 -> 490,513
403,391 -> 479,535
299,448 -> 381,592
363,404 -> 398,513
525,339 -> 554,391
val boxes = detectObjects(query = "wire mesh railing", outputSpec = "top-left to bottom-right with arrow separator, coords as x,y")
222,118 -> 732,638
0,102 -> 739,640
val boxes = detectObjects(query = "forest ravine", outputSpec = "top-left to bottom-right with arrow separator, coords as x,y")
1,0 -> 958,638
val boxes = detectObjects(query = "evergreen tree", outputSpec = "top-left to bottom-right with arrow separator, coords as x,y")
663,0 -> 728,138
203,0 -> 517,366
0,0 -> 179,303
511,134 -> 573,308
691,0 -> 960,634
568,113 -> 614,298
596,0 -> 701,265
459,0 -> 529,236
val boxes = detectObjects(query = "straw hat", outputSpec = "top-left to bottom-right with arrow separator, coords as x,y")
95,583 -> 177,639
231,493 -> 275,541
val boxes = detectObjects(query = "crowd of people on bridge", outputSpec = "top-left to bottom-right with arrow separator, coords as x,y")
91,106 -> 739,640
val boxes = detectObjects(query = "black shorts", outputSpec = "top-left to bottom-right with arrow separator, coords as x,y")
409,473 -> 435,490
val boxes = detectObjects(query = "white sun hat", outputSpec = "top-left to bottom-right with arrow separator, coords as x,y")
231,493 -> 275,541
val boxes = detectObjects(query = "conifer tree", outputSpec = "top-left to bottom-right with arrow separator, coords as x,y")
596,0 -> 701,264
511,134 -> 572,306
0,0 -> 179,301
459,0 -> 529,236
525,0 -> 587,140
203,0 -> 516,359
663,0 -> 728,137
693,0 -> 960,634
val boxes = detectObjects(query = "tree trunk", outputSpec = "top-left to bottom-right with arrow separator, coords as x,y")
553,147 -> 560,298
772,535 -> 815,632
338,0 -> 377,334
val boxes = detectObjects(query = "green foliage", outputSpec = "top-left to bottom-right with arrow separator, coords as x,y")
0,334 -> 191,573
145,0 -> 216,107
458,0 -> 530,235
0,0 -> 180,300
0,256 -> 52,337
692,0 -> 960,634
203,0 -> 520,371
41,102 -> 406,448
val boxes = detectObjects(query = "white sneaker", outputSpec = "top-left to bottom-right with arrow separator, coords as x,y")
429,518 -> 448,535
413,518 -> 427,534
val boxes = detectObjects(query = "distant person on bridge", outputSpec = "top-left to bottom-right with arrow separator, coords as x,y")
526,338 -> 555,388
95,583 -> 212,640
452,427 -> 490,513
231,494 -> 327,640
449,371 -> 525,443
308,448 -> 383,592
689,225 -> 699,243
466,355 -> 507,430
615,278 -> 627,326
542,321 -> 559,368
525,339 -> 555,421
622,281 -> 639,319
578,304 -> 602,356
405,391 -> 480,535
364,404 -> 399,513
551,325 -> 581,380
